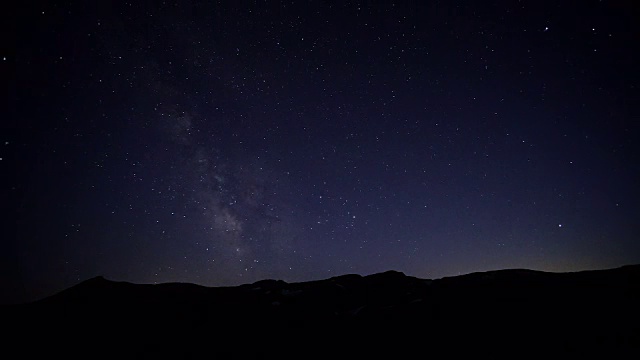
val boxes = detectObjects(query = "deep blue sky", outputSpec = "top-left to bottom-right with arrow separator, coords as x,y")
3,0 -> 639,304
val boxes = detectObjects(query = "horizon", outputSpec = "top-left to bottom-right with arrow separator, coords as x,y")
14,262 -> 639,305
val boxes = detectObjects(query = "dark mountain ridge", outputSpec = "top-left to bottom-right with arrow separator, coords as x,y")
5,265 -> 640,357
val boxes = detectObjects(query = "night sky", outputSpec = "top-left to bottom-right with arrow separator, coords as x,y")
3,1 -> 639,304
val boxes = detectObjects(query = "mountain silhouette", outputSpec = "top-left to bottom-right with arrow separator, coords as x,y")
4,265 -> 639,357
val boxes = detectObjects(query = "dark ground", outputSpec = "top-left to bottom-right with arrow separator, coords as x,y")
4,265 -> 639,358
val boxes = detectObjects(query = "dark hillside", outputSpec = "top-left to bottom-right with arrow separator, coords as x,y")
4,265 -> 639,357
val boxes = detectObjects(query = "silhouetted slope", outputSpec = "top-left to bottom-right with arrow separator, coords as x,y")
4,265 -> 639,358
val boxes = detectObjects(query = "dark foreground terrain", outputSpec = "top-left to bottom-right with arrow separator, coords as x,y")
4,265 -> 640,357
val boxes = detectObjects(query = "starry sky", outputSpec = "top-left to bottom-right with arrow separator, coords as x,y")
3,0 -> 639,304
